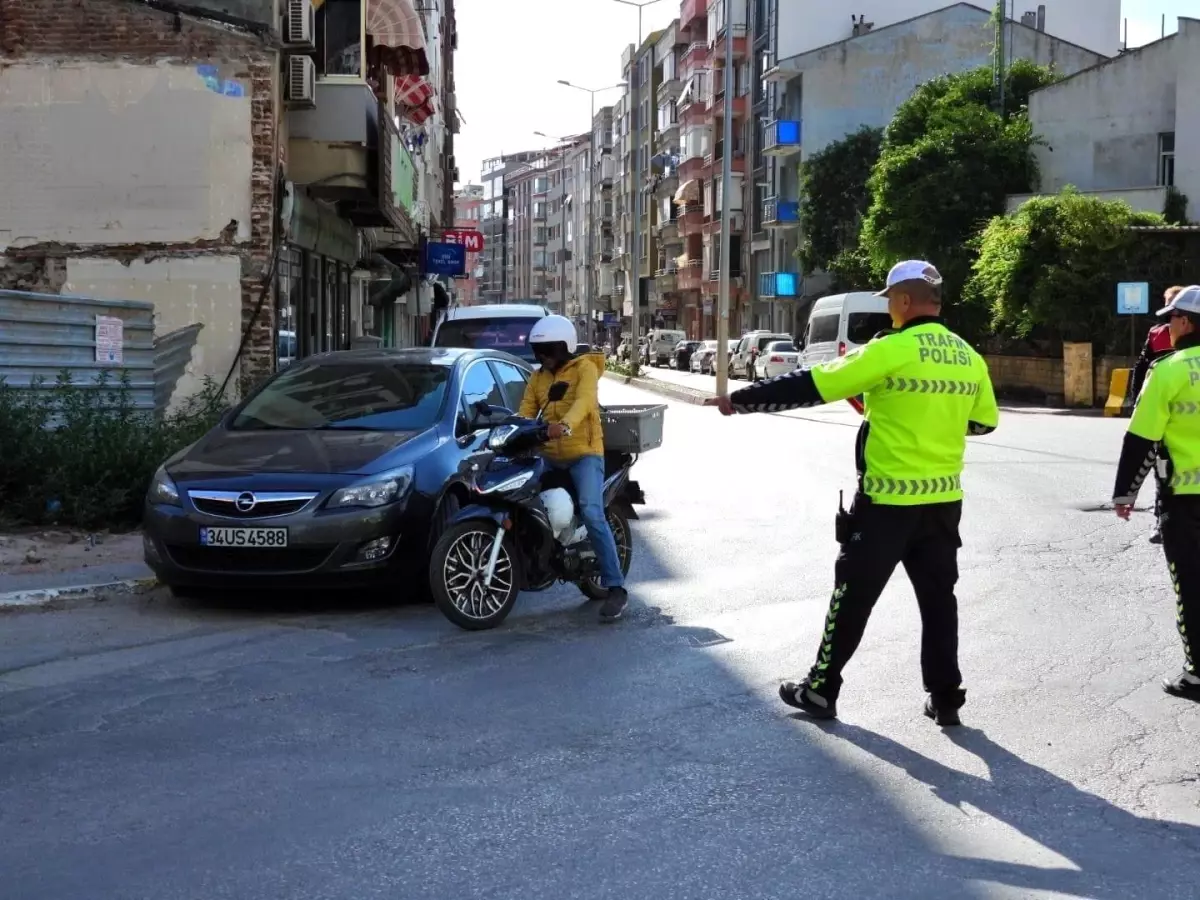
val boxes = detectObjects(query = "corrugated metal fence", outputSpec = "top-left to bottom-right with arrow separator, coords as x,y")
0,289 -> 158,412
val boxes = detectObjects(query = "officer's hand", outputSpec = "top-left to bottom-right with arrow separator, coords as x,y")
704,396 -> 736,416
1114,503 -> 1133,520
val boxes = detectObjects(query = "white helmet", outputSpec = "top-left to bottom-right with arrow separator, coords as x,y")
528,314 -> 578,353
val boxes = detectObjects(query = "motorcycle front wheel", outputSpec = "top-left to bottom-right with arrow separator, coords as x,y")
430,521 -> 521,630
579,507 -> 633,601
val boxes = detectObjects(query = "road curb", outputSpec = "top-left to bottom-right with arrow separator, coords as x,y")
0,577 -> 159,611
602,370 -> 710,405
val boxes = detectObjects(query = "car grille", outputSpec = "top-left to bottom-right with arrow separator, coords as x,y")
187,491 -> 317,519
166,545 -> 335,574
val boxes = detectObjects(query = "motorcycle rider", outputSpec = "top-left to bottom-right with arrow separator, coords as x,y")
519,316 -> 629,622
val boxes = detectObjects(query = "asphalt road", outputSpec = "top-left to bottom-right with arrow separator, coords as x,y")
3,380 -> 1199,900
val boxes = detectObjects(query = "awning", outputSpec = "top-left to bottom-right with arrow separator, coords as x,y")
369,0 -> 429,75
679,76 -> 695,105
674,179 -> 699,204
396,74 -> 436,125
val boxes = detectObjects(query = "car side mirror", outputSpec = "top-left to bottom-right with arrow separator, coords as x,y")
548,381 -> 569,402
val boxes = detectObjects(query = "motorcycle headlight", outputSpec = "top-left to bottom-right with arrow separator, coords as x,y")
148,465 -> 181,507
479,470 -> 534,495
487,424 -> 520,451
328,466 -> 414,509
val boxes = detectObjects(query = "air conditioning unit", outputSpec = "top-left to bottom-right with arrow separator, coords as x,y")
283,0 -> 316,50
286,55 -> 316,109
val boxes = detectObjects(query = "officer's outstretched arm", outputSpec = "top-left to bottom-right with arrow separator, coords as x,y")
1113,369 -> 1169,504
967,367 -> 999,436
727,341 -> 896,413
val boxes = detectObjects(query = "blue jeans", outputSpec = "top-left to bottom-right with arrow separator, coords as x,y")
552,454 -> 625,588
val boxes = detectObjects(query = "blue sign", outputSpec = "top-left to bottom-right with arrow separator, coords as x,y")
776,120 -> 801,145
424,242 -> 466,276
776,272 -> 798,297
1117,282 -> 1149,315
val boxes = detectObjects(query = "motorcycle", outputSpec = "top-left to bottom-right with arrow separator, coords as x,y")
428,381 -> 649,631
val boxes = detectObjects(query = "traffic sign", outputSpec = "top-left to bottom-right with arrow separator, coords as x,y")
442,229 -> 484,253
1117,282 -> 1149,315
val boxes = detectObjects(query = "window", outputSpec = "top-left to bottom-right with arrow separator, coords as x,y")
315,0 -> 362,77
1159,132 -> 1175,187
435,317 -> 541,362
459,362 -> 506,414
807,315 -> 840,344
847,313 -> 892,345
231,362 -> 449,431
490,361 -> 529,412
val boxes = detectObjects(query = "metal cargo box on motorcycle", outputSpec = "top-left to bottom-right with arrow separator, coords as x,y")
599,405 -> 667,453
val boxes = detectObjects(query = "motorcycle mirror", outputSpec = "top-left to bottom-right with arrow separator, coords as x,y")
473,400 -> 492,417
548,382 -> 569,402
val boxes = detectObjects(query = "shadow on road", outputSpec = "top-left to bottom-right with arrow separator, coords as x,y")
820,721 -> 1200,897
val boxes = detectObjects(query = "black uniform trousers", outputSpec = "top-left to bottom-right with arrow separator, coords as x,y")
808,497 -> 965,704
1160,494 -> 1200,675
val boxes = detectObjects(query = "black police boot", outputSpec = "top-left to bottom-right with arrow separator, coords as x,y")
1162,670 -> 1200,700
779,678 -> 837,720
924,689 -> 966,727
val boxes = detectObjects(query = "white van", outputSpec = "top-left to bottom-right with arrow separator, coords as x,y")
799,292 -> 893,367
646,329 -> 686,367
431,303 -> 551,364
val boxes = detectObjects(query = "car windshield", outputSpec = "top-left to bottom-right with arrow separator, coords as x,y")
230,362 -> 450,431
767,341 -> 796,352
435,317 -> 538,360
847,312 -> 894,345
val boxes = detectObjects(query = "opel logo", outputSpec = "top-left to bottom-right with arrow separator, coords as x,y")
235,492 -> 257,512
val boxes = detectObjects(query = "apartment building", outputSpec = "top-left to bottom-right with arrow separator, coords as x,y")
544,137 -> 589,314
651,23 -> 684,329
752,1 -> 1116,334
477,150 -> 541,302
452,184 -> 483,307
504,160 -> 553,302
591,105 -> 618,344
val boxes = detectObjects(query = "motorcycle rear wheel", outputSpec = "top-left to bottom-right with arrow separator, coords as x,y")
430,522 -> 521,630
578,507 -> 633,601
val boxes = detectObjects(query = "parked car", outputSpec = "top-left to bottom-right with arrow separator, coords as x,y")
672,339 -> 704,370
798,292 -> 892,367
431,303 -> 551,364
690,339 -> 720,374
142,347 -> 536,595
646,329 -> 686,367
731,331 -> 791,380
754,340 -> 800,379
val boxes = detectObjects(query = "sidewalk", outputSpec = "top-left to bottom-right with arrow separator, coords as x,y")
0,530 -> 155,609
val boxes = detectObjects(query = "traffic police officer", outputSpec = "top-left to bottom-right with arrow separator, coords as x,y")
707,261 -> 999,725
1113,284 -> 1200,700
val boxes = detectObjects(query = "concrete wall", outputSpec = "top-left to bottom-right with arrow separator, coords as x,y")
984,353 -> 1137,405
0,0 -> 279,396
0,63 -> 254,250
777,0 -> 1121,64
796,4 -> 1107,156
1026,19 -> 1199,219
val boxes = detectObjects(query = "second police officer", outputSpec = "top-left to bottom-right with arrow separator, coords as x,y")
707,261 -> 999,725
1113,285 -> 1200,700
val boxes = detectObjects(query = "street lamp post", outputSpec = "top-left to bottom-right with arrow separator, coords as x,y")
557,79 -> 624,345
612,0 -> 665,375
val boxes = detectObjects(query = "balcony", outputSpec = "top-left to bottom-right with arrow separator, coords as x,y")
533,207 -> 548,221
678,259 -> 703,290
680,0 -> 705,30
680,202 -> 706,231
287,82 -> 417,243
764,120 -> 802,157
763,196 -> 799,229
657,68 -> 682,101
710,91 -> 749,121
658,217 -> 680,242
710,26 -> 750,63
655,265 -> 678,291
758,271 -> 800,299
684,40 -> 708,70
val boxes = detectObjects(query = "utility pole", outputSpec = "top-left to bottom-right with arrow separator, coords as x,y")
714,13 -> 735,397
559,147 -> 567,313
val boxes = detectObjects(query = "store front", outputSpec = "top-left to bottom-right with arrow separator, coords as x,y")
275,188 -> 361,368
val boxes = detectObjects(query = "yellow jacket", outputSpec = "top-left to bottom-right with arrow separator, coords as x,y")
519,352 -> 606,462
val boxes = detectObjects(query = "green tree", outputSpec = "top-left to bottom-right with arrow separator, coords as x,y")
965,188 -> 1164,347
796,126 -> 883,290
859,60 -> 1060,339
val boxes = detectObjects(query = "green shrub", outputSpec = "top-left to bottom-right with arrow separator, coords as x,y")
605,358 -> 635,378
0,371 -> 228,529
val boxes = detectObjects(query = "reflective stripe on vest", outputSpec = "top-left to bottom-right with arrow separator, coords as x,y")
1169,402 -> 1200,415
1170,468 -> 1200,488
882,377 -> 981,396
862,475 -> 962,496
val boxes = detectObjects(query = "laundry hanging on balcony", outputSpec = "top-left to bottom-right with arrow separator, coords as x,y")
396,74 -> 437,125
368,0 -> 430,76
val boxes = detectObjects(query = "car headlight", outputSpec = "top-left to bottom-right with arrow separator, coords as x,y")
487,424 -> 520,451
148,465 -> 181,506
328,466 -> 414,509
